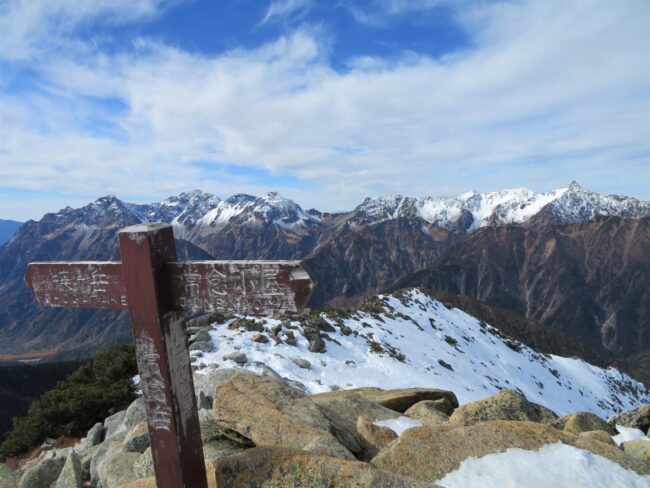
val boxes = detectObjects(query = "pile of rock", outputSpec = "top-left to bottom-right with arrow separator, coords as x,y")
3,369 -> 650,487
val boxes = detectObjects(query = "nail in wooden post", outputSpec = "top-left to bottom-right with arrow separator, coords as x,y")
118,223 -> 207,488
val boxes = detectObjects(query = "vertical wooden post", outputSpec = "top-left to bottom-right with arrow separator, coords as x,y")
118,223 -> 207,488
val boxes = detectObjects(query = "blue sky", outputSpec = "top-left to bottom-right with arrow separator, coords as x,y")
0,0 -> 649,220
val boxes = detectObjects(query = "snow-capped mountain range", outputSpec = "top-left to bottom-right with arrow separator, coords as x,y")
349,181 -> 649,231
194,289 -> 650,419
33,182 -> 650,242
2,181 -> 648,364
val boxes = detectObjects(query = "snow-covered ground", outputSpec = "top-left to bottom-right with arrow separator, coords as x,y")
193,289 -> 650,419
438,443 -> 650,488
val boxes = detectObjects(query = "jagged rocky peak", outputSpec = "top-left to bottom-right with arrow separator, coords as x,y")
194,191 -> 320,232
349,195 -> 420,227
538,181 -> 650,225
132,190 -> 222,238
45,194 -> 138,226
160,189 -> 221,208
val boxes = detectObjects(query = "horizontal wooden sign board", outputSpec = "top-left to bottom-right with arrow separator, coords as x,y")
25,260 -> 313,315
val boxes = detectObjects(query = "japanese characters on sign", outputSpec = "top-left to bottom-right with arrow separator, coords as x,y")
166,261 -> 310,316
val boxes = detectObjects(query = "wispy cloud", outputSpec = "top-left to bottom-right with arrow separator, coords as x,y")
0,0 -> 179,60
0,0 -> 648,219
259,0 -> 312,26
344,0 -> 460,25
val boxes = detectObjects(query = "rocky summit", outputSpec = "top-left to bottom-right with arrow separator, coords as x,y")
3,369 -> 649,487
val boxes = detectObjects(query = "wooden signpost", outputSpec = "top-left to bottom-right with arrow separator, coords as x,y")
24,223 -> 314,488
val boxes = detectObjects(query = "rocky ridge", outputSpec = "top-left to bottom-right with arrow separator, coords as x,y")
3,368 -> 649,487
185,289 -> 649,419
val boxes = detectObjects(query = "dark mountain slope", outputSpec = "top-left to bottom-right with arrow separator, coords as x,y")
395,217 -> 650,357
306,219 -> 462,306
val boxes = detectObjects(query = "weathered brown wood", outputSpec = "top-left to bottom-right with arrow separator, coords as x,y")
26,260 -> 314,316
118,223 -> 207,488
163,260 -> 313,315
25,262 -> 127,309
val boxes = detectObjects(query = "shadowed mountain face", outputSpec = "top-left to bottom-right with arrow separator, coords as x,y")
395,217 -> 650,357
0,220 -> 22,246
305,219 -> 462,306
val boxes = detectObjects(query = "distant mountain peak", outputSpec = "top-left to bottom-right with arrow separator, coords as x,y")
568,180 -> 583,191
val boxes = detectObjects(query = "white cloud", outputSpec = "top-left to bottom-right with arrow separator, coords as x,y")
0,0 -> 178,60
260,0 -> 312,26
0,0 -> 649,219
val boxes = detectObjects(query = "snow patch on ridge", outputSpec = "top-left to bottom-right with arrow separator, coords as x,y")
194,289 -> 649,419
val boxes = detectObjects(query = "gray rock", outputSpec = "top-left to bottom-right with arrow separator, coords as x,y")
123,398 -> 146,429
95,450 -> 140,488
292,358 -> 311,369
405,401 -> 449,426
55,451 -> 82,488
123,422 -> 150,454
186,313 -> 224,329
249,362 -> 284,381
79,445 -> 101,482
212,371 -> 354,461
609,405 -> 650,434
103,410 -> 127,439
194,369 -> 239,401
223,352 -> 248,364
198,408 -> 220,444
449,389 -> 556,426
193,366 -> 285,406
251,333 -> 269,343
312,393 -> 399,460
190,330 -> 212,344
202,438 -> 248,462
186,326 -> 203,336
132,448 -> 154,479
18,457 -> 65,488
308,336 -> 326,353
356,416 -> 398,459
83,423 -> 104,449
199,390 -> 213,410
47,447 -> 72,460
212,446 -> 432,487
89,442 -> 111,484
552,411 -> 616,435
0,463 -> 19,488
189,340 -> 215,353
228,318 -> 264,332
